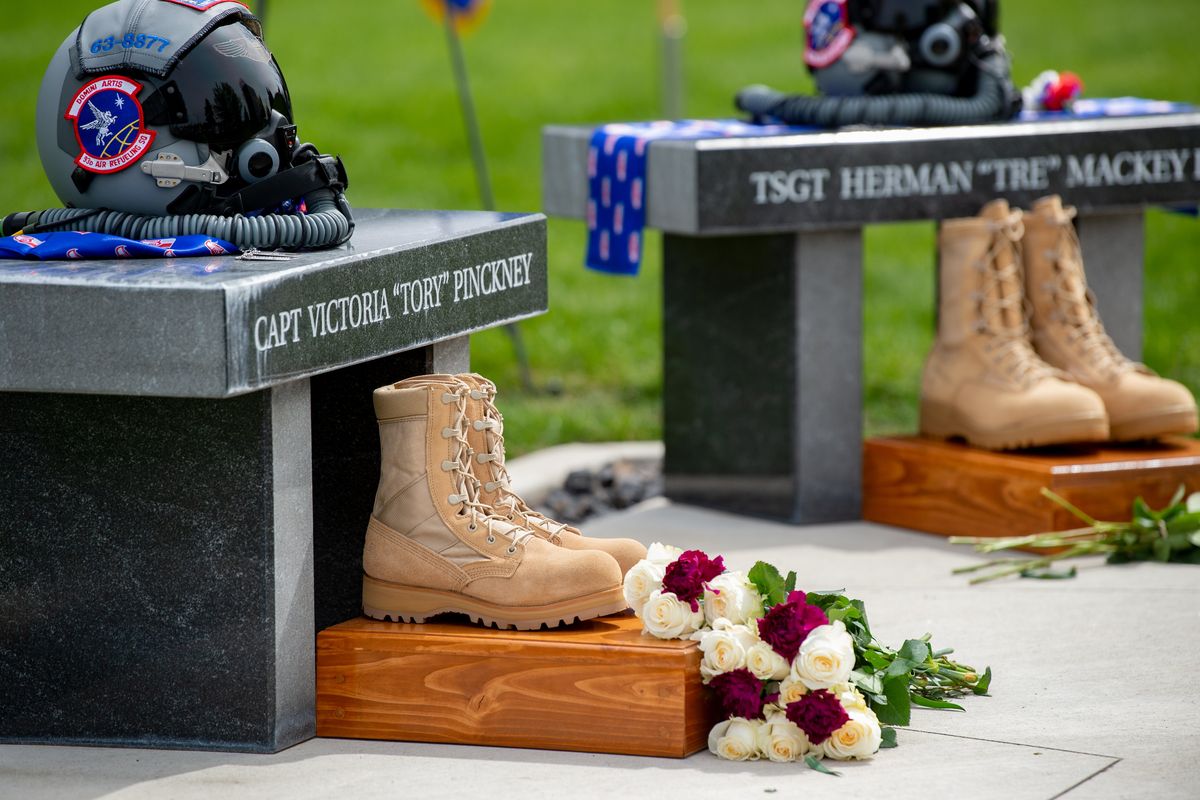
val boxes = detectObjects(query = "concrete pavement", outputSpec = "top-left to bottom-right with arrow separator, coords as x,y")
2,498 -> 1196,799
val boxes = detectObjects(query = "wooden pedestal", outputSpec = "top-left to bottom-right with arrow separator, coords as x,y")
863,436 -> 1200,539
316,613 -> 716,758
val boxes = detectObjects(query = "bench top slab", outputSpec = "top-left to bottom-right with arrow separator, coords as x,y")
0,208 -> 547,398
542,112 -> 1200,234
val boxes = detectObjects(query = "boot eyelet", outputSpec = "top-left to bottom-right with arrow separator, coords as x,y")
487,535 -> 495,544
507,545 -> 517,554
506,514 -> 514,521
468,522 -> 477,532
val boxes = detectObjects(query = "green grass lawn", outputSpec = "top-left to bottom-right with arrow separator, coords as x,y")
2,1 -> 1197,454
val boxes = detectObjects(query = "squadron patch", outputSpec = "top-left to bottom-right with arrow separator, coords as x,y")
66,76 -> 155,174
804,0 -> 855,69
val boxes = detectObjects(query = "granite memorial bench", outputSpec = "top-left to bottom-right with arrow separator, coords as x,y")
0,208 -> 547,752
542,111 -> 1200,523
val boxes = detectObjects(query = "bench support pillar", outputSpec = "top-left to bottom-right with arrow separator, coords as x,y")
0,337 -> 468,752
662,231 -> 863,523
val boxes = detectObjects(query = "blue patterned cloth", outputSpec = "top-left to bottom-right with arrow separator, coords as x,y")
585,99 -> 1193,276
585,119 -> 801,275
0,232 -> 238,260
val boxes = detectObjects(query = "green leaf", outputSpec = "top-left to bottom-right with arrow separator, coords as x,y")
1189,531 -> 1200,549
1133,497 -> 1158,527
872,674 -> 911,726
1153,538 -> 1171,562
747,561 -> 789,607
804,755 -> 841,777
849,599 -> 872,636
973,666 -> 993,695
862,650 -> 890,671
826,606 -> 852,624
1166,533 -> 1195,551
885,657 -> 915,678
898,639 -> 930,664
806,591 -> 849,612
910,693 -> 965,711
850,668 -> 883,695
1168,484 -> 1188,510
879,727 -> 898,749
1019,566 -> 1078,580
1166,512 -> 1200,535
784,570 -> 797,594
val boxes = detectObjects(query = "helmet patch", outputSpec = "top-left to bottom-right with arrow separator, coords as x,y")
804,0 -> 855,69
66,76 -> 156,174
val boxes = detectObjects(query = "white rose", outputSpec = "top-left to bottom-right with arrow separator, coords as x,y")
832,682 -> 869,712
698,619 -> 757,680
702,571 -> 763,625
822,708 -> 882,761
745,641 -> 790,681
645,541 -> 684,565
623,559 -> 666,617
777,673 -> 809,705
707,718 -> 761,761
641,590 -> 704,639
756,712 -> 812,762
793,620 -> 855,690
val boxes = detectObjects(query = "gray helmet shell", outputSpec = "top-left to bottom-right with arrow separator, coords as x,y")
36,0 -> 289,216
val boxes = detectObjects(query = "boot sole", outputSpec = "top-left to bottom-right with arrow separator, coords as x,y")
920,401 -> 1109,450
362,575 -> 628,630
1109,406 -> 1199,441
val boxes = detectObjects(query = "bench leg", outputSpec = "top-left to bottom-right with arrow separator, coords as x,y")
0,336 -> 468,752
1075,208 -> 1145,361
662,230 -> 863,523
0,385 -> 314,752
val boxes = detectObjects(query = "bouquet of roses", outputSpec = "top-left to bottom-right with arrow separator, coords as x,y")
624,544 -> 991,774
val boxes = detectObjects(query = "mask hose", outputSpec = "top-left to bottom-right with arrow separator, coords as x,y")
3,188 -> 353,251
736,50 -> 1019,127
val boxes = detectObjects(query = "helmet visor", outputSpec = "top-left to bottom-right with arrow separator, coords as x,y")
165,21 -> 292,150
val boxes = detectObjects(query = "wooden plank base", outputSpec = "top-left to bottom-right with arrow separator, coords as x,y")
863,436 -> 1200,539
316,612 -> 717,758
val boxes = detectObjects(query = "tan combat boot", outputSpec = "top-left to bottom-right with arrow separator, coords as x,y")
457,373 -> 649,576
361,375 -> 626,629
920,199 -> 1109,449
1022,195 -> 1198,441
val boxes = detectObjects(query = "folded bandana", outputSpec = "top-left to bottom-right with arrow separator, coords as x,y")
0,231 -> 238,260
585,119 -> 800,276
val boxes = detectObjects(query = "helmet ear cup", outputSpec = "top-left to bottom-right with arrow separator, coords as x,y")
235,138 -> 280,183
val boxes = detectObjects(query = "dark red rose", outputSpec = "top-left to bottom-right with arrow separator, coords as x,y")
756,590 -> 828,661
661,549 -> 726,611
785,689 -> 850,745
707,668 -> 766,720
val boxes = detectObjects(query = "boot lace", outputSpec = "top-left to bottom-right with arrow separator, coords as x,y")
974,212 -> 1056,387
439,387 -> 534,550
469,383 -> 573,538
1041,205 -> 1134,379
